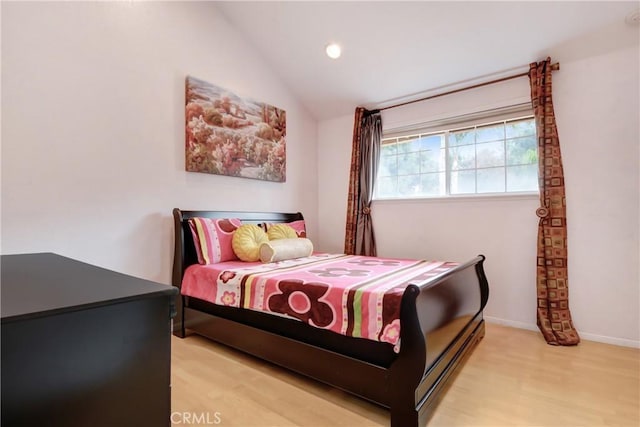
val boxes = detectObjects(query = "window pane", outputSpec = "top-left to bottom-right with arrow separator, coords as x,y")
450,128 -> 474,146
376,114 -> 537,199
449,145 -> 475,170
376,176 -> 397,198
506,136 -> 537,165
420,134 -> 444,150
476,123 -> 504,143
398,175 -> 420,197
420,172 -> 445,196
506,119 -> 536,138
477,167 -> 505,193
476,141 -> 505,168
379,155 -> 397,177
507,164 -> 538,192
397,136 -> 420,153
450,170 -> 476,194
381,142 -> 397,156
398,152 -> 420,175
420,148 -> 444,173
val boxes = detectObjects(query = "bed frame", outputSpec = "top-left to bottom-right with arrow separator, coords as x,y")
172,208 -> 489,427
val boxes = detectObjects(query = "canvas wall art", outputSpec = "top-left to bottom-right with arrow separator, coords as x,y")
185,76 -> 286,182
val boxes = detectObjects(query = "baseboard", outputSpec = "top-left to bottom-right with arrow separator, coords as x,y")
577,331 -> 640,349
484,316 -> 539,332
484,316 -> 640,349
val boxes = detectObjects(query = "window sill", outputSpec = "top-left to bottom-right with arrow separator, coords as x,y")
372,192 -> 539,204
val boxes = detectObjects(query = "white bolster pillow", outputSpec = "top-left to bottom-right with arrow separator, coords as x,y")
259,238 -> 313,263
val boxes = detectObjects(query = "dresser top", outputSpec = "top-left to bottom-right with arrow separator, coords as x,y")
1,253 -> 177,322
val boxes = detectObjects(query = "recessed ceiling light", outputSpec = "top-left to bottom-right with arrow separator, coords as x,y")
325,43 -> 341,59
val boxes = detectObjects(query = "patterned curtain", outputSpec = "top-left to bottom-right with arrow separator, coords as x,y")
344,107 -> 382,256
529,57 -> 580,346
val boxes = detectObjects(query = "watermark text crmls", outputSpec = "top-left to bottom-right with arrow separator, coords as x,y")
171,411 -> 222,425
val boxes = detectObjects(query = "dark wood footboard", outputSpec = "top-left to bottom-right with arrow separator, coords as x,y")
388,255 -> 489,426
171,208 -> 489,426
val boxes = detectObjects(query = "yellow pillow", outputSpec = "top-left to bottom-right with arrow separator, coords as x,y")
267,223 -> 298,240
232,224 -> 269,262
259,238 -> 313,263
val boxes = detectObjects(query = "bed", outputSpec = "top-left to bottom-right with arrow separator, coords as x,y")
172,208 -> 489,427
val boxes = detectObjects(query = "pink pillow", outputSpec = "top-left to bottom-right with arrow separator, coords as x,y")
264,220 -> 306,238
188,217 -> 242,264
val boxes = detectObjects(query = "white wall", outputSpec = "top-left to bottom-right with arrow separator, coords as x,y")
1,2 -> 318,284
317,114 -> 354,254
317,23 -> 639,346
548,23 -> 639,347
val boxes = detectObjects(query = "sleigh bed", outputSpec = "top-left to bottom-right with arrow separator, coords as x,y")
172,208 -> 489,427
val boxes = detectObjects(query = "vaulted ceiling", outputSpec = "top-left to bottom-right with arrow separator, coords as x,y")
216,1 -> 638,120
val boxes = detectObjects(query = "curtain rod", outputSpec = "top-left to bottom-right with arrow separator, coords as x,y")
379,62 -> 560,112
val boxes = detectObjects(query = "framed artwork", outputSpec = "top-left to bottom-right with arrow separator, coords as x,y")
185,76 -> 286,182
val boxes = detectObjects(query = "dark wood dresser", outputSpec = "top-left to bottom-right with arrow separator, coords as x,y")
1,253 -> 178,427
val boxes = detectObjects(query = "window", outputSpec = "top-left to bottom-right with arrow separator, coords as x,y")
375,116 -> 538,199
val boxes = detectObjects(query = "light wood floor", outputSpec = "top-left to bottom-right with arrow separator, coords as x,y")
171,323 -> 640,426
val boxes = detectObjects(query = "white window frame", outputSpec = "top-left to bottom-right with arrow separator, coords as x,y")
374,103 -> 539,200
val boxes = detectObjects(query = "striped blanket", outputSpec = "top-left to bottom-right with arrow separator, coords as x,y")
181,254 -> 458,351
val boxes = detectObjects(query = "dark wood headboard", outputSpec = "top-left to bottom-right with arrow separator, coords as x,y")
172,208 -> 304,288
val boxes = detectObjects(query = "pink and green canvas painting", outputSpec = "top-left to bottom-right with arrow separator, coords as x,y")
185,76 -> 286,182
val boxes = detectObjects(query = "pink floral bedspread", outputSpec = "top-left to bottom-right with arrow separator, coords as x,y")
181,254 -> 458,351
